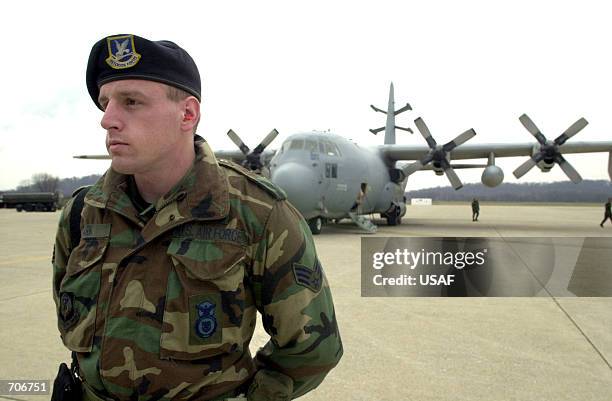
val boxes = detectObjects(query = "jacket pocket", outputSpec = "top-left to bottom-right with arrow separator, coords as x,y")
58,230 -> 109,352
160,237 -> 250,360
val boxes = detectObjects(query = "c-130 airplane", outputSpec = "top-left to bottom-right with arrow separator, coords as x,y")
76,83 -> 612,235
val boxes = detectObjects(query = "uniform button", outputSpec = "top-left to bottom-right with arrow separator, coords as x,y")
169,214 -> 175,221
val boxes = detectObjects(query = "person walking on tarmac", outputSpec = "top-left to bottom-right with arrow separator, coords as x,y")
471,198 -> 480,222
600,198 -> 612,227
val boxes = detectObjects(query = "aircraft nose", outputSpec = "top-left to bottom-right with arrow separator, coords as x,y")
271,162 -> 319,214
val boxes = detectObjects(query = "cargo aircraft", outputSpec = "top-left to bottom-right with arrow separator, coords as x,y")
75,83 -> 612,234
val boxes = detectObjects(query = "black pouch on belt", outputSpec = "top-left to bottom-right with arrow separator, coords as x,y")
51,353 -> 82,401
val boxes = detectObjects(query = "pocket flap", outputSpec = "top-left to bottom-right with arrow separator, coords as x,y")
67,225 -> 111,276
167,238 -> 245,280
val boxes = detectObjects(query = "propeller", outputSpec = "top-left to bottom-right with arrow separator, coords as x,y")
226,128 -> 279,171
512,114 -> 587,183
402,117 -> 477,190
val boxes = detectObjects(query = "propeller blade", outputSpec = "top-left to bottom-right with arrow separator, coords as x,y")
513,156 -> 539,179
444,167 -> 463,190
555,118 -> 588,146
519,114 -> 547,145
403,160 -> 424,176
414,117 -> 437,148
555,154 -> 582,183
253,129 -> 280,154
440,159 -> 463,190
443,128 -> 476,152
227,129 -> 250,155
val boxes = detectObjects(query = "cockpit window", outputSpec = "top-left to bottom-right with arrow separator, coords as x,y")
320,140 -> 341,157
305,140 -> 318,153
289,139 -> 304,150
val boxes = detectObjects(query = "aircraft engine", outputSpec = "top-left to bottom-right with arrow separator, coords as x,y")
402,117 -> 477,190
512,114 -> 588,183
226,128 -> 279,171
536,159 -> 555,172
481,165 -> 504,187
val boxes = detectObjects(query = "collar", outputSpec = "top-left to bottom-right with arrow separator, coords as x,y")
84,136 -> 230,224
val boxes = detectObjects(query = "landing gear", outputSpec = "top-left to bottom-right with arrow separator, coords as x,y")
383,205 -> 402,226
307,217 -> 323,235
386,212 -> 401,226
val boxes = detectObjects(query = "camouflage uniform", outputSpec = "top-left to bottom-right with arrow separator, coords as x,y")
52,137 -> 343,401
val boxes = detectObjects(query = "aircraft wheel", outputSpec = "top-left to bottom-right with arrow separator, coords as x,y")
308,217 -> 322,235
386,209 -> 401,226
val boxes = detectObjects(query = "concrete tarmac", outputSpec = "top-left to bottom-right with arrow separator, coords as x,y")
0,204 -> 611,400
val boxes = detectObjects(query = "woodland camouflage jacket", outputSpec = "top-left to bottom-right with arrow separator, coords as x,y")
52,138 -> 342,400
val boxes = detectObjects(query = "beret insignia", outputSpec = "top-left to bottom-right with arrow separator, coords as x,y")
105,35 -> 141,69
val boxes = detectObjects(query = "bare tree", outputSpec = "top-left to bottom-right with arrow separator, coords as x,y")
31,173 -> 60,193
16,178 -> 33,192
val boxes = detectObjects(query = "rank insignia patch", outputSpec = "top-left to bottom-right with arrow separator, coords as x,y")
105,35 -> 141,69
293,259 -> 323,292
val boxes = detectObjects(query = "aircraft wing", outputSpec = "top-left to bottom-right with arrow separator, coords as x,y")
74,149 -> 278,164
380,141 -> 612,161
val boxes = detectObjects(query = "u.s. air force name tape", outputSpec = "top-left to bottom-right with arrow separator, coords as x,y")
361,237 -> 612,297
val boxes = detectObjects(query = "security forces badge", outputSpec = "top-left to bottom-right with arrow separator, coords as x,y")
189,293 -> 222,345
105,34 -> 141,69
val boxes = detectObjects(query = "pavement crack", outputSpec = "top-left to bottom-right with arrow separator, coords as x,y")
0,290 -> 49,303
498,231 -> 612,371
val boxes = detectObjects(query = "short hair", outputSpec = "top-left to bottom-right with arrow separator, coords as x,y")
166,86 -> 200,134
166,86 -> 192,102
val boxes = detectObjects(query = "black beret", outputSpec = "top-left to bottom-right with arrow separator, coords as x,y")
86,34 -> 201,110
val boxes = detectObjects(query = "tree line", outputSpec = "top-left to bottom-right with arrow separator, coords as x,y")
3,173 -> 611,203
406,180 -> 612,203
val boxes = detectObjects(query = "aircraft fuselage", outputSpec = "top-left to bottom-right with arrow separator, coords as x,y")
269,132 -> 404,220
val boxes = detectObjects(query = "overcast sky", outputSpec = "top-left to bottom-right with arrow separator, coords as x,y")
1,0 -> 611,191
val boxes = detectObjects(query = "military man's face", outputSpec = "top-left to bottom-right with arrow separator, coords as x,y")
98,80 -> 184,175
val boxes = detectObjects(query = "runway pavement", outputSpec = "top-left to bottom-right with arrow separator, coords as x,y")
0,204 -> 610,400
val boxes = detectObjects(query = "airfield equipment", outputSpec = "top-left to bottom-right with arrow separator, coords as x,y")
0,192 -> 59,212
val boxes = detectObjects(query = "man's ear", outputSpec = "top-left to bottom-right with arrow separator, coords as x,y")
181,97 -> 200,133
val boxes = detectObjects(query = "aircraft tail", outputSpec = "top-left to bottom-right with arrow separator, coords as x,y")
369,82 -> 412,145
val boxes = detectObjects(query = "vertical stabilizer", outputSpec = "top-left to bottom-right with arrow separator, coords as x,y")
384,82 -> 396,145
369,82 -> 412,143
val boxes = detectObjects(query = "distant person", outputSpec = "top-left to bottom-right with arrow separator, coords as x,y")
600,199 -> 612,228
471,198 -> 480,221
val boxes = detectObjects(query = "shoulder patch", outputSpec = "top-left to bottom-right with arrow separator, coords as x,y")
292,259 -> 323,292
219,160 -> 286,201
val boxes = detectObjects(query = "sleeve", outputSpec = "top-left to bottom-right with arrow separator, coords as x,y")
52,198 -> 75,325
248,200 -> 343,400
